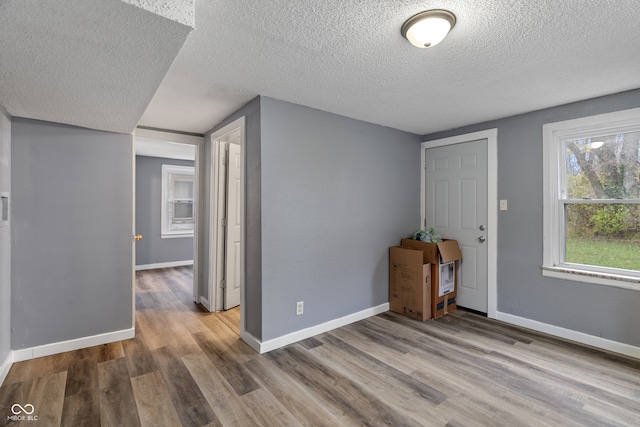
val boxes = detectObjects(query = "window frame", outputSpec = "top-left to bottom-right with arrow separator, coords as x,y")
161,164 -> 195,238
542,107 -> 640,290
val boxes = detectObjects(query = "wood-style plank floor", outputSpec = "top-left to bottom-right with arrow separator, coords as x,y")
2,266 -> 640,426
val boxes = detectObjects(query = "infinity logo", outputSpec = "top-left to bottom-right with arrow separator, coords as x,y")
11,404 -> 35,415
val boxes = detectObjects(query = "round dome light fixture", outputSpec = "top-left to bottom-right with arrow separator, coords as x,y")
401,9 -> 456,48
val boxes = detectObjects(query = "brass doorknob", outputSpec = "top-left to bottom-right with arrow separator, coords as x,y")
134,235 -> 142,241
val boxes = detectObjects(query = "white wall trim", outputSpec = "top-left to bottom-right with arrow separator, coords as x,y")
421,128 -> 499,319
245,303 -> 390,354
209,139 -> 229,312
240,330 -> 262,354
542,265 -> 640,290
199,296 -> 210,311
160,233 -> 195,239
496,311 -> 640,360
12,328 -> 135,362
131,135 -> 137,336
135,260 -> 193,271
208,117 -> 246,341
0,351 -> 14,385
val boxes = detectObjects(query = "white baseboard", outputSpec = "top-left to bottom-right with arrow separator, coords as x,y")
199,296 -> 210,311
0,350 -> 14,386
135,260 -> 193,271
496,312 -> 640,359
248,303 -> 390,354
12,328 -> 135,362
240,330 -> 262,354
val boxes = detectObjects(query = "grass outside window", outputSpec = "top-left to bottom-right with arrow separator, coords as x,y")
565,237 -> 640,271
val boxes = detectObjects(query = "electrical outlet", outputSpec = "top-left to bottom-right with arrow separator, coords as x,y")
296,301 -> 304,316
500,199 -> 508,211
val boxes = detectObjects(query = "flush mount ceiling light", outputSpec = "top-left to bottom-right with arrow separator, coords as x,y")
401,9 -> 456,48
589,141 -> 605,149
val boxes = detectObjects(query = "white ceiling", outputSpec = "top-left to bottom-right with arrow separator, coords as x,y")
135,137 -> 195,160
3,1 -> 640,136
139,0 -> 640,135
134,127 -> 200,159
0,0 -> 193,134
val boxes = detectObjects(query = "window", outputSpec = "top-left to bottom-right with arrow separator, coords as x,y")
543,108 -> 640,288
161,164 -> 195,238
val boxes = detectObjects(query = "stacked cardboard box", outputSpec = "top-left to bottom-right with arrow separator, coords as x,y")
389,239 -> 462,320
389,246 -> 431,321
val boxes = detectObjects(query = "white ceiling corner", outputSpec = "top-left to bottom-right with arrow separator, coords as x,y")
121,0 -> 195,28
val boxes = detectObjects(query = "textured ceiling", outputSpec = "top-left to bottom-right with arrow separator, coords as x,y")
2,1 -> 640,136
140,0 -> 640,135
0,0 -> 193,134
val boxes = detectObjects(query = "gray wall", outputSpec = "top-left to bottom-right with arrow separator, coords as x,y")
0,109 -> 10,364
259,97 -> 421,341
204,96 -> 421,342
204,97 -> 262,338
135,155 -> 194,266
11,119 -> 133,349
423,89 -> 640,347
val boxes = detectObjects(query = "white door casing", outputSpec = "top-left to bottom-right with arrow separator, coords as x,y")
421,129 -> 498,318
208,116 -> 246,338
224,142 -> 241,309
211,139 -> 228,311
131,135 -> 136,330
426,140 -> 488,312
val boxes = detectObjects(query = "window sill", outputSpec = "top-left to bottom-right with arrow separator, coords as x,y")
542,265 -> 640,291
161,233 -> 194,239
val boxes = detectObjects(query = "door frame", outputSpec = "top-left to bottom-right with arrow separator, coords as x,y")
209,138 -> 228,311
208,117 -> 246,321
133,128 -> 204,306
421,129 -> 498,319
223,141 -> 242,309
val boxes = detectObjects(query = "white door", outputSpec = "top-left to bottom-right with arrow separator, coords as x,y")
425,139 -> 488,313
224,142 -> 241,309
212,140 -> 228,312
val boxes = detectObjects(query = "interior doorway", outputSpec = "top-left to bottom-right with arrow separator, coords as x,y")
133,128 -> 204,307
208,117 -> 246,315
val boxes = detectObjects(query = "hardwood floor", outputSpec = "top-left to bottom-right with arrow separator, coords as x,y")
2,265 -> 640,426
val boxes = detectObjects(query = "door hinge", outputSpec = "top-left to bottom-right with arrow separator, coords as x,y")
219,280 -> 226,289
424,218 -> 427,227
220,218 -> 227,227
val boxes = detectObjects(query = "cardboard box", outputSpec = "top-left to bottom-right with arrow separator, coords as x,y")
389,246 -> 431,321
400,239 -> 462,319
